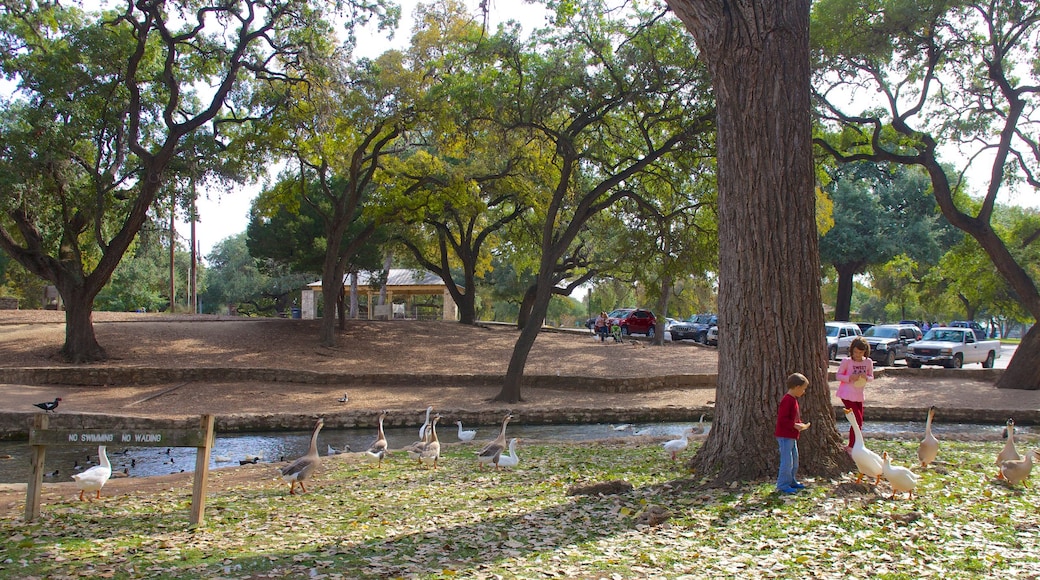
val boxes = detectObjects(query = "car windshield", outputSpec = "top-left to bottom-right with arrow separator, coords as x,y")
924,329 -> 963,342
864,327 -> 899,338
608,309 -> 631,318
825,326 -> 840,337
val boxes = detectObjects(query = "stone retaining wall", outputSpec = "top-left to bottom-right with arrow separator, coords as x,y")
0,367 -> 715,392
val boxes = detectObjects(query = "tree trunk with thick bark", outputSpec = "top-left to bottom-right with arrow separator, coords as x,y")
834,262 -> 863,322
59,291 -> 106,363
653,272 -> 673,346
667,0 -> 850,481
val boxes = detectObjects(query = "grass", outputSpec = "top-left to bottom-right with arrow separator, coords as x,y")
2,438 -> 1039,579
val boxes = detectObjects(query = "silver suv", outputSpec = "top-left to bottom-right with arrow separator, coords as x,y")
825,321 -> 863,360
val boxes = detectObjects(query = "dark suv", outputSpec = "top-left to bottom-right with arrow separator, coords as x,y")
607,308 -> 657,337
685,313 -> 718,343
862,324 -> 920,366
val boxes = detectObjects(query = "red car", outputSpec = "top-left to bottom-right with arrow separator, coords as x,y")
607,308 -> 657,337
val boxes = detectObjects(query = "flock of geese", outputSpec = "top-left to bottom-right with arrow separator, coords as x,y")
58,407 -> 1035,500
274,410 -> 521,495
845,406 -> 1038,499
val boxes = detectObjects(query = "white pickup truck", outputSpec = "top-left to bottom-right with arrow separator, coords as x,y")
905,327 -> 1001,369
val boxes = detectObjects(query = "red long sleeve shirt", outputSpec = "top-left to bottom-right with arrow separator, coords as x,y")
774,393 -> 802,439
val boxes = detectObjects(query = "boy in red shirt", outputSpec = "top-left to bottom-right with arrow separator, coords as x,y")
775,372 -> 811,493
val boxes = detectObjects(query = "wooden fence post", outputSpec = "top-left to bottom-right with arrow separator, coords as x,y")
189,414 -> 215,527
25,413 -> 48,522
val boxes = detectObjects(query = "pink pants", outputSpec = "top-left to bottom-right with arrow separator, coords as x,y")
841,399 -> 864,447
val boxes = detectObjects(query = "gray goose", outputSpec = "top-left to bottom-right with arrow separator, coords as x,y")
477,413 -> 513,469
279,417 -> 323,495
365,411 -> 389,466
419,415 -> 443,469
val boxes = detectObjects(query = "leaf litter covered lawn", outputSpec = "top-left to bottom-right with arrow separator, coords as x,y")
2,439 -> 1038,579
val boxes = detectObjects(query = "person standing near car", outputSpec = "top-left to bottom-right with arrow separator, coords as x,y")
836,337 -> 874,452
594,311 -> 609,342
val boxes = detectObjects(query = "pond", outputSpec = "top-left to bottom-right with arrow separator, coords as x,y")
0,420 -> 1029,484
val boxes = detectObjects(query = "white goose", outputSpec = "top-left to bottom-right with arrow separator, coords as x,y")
882,451 -> 919,500
419,416 -> 442,469
917,406 -> 939,467
418,406 -> 434,440
663,429 -> 692,461
365,411 -> 389,466
844,408 -> 883,485
455,420 -> 477,442
71,445 -> 112,501
996,418 -> 1021,479
279,417 -> 323,495
496,438 -> 520,468
1000,448 -> 1039,487
477,413 -> 513,469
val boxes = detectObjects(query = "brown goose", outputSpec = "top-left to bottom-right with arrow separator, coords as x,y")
279,417 -> 323,495
419,415 -> 442,469
917,406 -> 939,467
477,413 -> 513,469
996,418 -> 1021,479
365,411 -> 389,467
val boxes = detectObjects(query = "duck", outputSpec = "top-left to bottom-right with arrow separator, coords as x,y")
477,413 -> 514,469
239,457 -> 259,465
496,438 -> 520,468
917,406 -> 939,467
996,418 -> 1021,479
279,417 -> 323,495
33,397 -> 62,413
365,410 -> 389,466
882,451 -> 919,500
999,448 -> 1039,487
418,406 -> 434,440
662,429 -> 691,461
71,445 -> 112,501
844,408 -> 883,485
327,443 -> 349,456
419,416 -> 442,469
455,420 -> 477,442
214,455 -> 233,463
611,424 -> 633,431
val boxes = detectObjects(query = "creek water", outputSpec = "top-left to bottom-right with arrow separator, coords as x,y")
0,421 -> 1031,484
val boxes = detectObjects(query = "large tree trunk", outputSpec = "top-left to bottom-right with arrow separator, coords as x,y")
496,280 -> 553,403
59,290 -> 106,363
653,272 -> 673,346
998,325 -> 1040,390
834,262 -> 860,321
667,0 -> 850,481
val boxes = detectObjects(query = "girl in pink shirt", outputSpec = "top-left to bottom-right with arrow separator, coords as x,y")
835,336 -> 874,450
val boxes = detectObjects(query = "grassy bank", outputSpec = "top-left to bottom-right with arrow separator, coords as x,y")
2,438 -> 1038,579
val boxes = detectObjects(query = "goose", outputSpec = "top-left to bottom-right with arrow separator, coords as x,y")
418,406 -> 434,440
882,451 -> 919,500
336,392 -> 349,403
419,416 -> 442,469
996,418 -> 1021,479
663,429 -> 691,461
496,438 -> 520,468
844,408 -> 883,485
917,406 -> 939,467
71,445 -> 112,501
999,448 -> 1039,487
477,413 -> 514,469
691,413 -> 708,436
611,424 -> 633,431
279,417 -> 323,495
327,443 -> 349,456
33,397 -> 62,413
214,455 -> 233,463
365,411 -> 389,466
455,420 -> 477,442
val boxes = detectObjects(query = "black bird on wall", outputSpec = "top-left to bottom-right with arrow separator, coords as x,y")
33,397 -> 62,413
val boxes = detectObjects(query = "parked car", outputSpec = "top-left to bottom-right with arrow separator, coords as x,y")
862,324 -> 919,366
855,322 -> 875,333
949,320 -> 987,340
906,327 -> 1001,368
666,318 -> 699,341
607,308 -> 657,337
825,321 -> 863,360
685,313 -> 718,343
705,324 -> 719,346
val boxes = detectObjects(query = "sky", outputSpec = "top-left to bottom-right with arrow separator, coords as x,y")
184,1 -> 551,260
